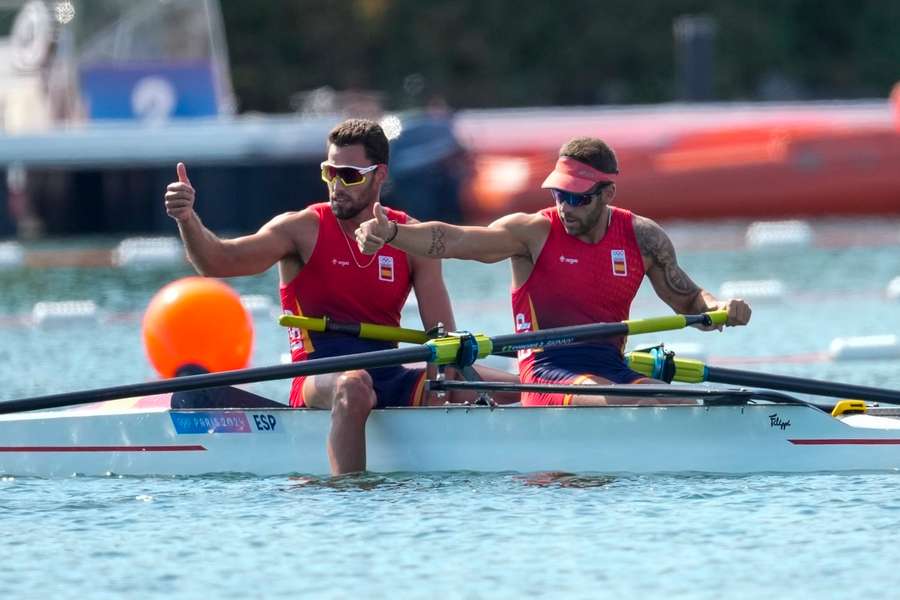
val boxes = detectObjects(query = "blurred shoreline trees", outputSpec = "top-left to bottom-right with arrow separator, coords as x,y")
220,0 -> 900,113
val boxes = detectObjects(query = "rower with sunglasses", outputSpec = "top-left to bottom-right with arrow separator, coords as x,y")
356,136 -> 752,406
164,118 -> 515,474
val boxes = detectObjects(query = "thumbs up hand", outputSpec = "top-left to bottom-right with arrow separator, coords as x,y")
165,162 -> 196,222
355,202 -> 397,255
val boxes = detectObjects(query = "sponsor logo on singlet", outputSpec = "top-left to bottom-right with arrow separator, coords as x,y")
611,249 -> 627,276
283,309 -> 304,351
515,312 -> 533,359
379,255 -> 395,282
332,258 -> 350,267
559,254 -> 579,265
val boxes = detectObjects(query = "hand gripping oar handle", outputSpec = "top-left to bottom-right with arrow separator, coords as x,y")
627,350 -> 900,405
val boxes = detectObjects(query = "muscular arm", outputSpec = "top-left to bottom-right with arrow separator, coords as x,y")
357,204 -> 541,263
177,211 -> 303,278
634,215 -> 718,314
409,253 -> 456,333
399,217 -> 530,263
166,162 -> 307,277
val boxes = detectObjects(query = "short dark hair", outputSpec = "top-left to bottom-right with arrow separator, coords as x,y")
328,119 -> 390,166
559,137 -> 618,175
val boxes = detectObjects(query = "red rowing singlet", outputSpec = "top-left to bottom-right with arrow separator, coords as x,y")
510,206 -> 645,383
280,203 -> 413,404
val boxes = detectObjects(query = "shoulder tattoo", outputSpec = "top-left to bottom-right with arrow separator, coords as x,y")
634,218 -> 698,296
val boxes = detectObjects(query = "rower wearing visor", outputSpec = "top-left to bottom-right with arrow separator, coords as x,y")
356,136 -> 752,406
164,118 -> 516,474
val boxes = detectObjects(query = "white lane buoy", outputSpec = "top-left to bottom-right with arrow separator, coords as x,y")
829,334 -> 900,361
745,220 -> 813,248
113,237 -> 184,267
0,241 -> 25,268
719,279 -> 785,301
240,294 -> 275,317
886,277 -> 900,300
31,300 -> 99,327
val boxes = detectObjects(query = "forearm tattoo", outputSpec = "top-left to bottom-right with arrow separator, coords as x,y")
635,219 -> 699,297
427,226 -> 446,256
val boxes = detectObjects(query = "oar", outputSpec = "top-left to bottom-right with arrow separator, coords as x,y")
279,311 -> 727,355
626,350 -> 900,405
0,345 -> 433,415
1,311 -> 725,414
278,314 -> 431,344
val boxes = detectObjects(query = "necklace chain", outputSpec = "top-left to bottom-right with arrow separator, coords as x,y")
338,221 -> 378,269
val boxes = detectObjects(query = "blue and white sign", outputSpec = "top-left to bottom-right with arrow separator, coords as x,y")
80,60 -> 220,121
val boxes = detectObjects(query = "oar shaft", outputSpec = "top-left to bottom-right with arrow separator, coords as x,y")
0,345 -> 433,415
705,366 -> 900,405
489,312 -> 722,355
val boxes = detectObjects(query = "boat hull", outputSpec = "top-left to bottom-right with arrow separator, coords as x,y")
3,401 -> 900,476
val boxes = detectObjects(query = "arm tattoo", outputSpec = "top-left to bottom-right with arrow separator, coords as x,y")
635,219 -> 699,297
427,226 -> 446,257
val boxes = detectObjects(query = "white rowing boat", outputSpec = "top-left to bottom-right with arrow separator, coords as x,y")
2,388 -> 900,477
4,312 -> 900,477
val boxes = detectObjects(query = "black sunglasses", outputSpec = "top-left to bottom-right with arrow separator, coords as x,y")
550,184 -> 608,207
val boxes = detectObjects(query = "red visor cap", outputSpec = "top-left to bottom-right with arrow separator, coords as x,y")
540,156 -> 617,193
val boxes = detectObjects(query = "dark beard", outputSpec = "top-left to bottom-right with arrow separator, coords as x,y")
562,204 -> 606,236
330,195 -> 368,220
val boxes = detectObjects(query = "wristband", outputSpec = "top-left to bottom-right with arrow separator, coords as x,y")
384,221 -> 399,244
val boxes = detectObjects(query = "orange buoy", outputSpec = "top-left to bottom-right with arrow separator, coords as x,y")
142,277 -> 254,378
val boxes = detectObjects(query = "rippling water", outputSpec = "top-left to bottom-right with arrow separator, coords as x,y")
4,472 -> 900,598
2,220 -> 900,598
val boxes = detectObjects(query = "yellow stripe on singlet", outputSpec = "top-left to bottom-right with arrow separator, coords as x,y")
293,300 -> 315,354
410,370 -> 428,407
562,375 -> 595,406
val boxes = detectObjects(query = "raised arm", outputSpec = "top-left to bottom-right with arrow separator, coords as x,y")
634,215 -> 751,326
165,162 -> 301,277
356,202 -> 535,263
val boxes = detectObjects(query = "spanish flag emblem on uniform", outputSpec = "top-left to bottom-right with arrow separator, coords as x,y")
379,255 -> 395,282
611,249 -> 627,276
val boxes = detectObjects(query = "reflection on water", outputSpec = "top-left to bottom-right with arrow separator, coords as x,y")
518,471 -> 617,488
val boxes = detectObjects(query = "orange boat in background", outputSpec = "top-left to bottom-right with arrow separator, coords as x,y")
454,85 -> 900,223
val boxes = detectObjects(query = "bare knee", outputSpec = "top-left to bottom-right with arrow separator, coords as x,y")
332,370 -> 376,421
339,369 -> 373,389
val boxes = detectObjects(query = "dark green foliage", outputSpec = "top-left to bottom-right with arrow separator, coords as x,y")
219,0 -> 900,112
